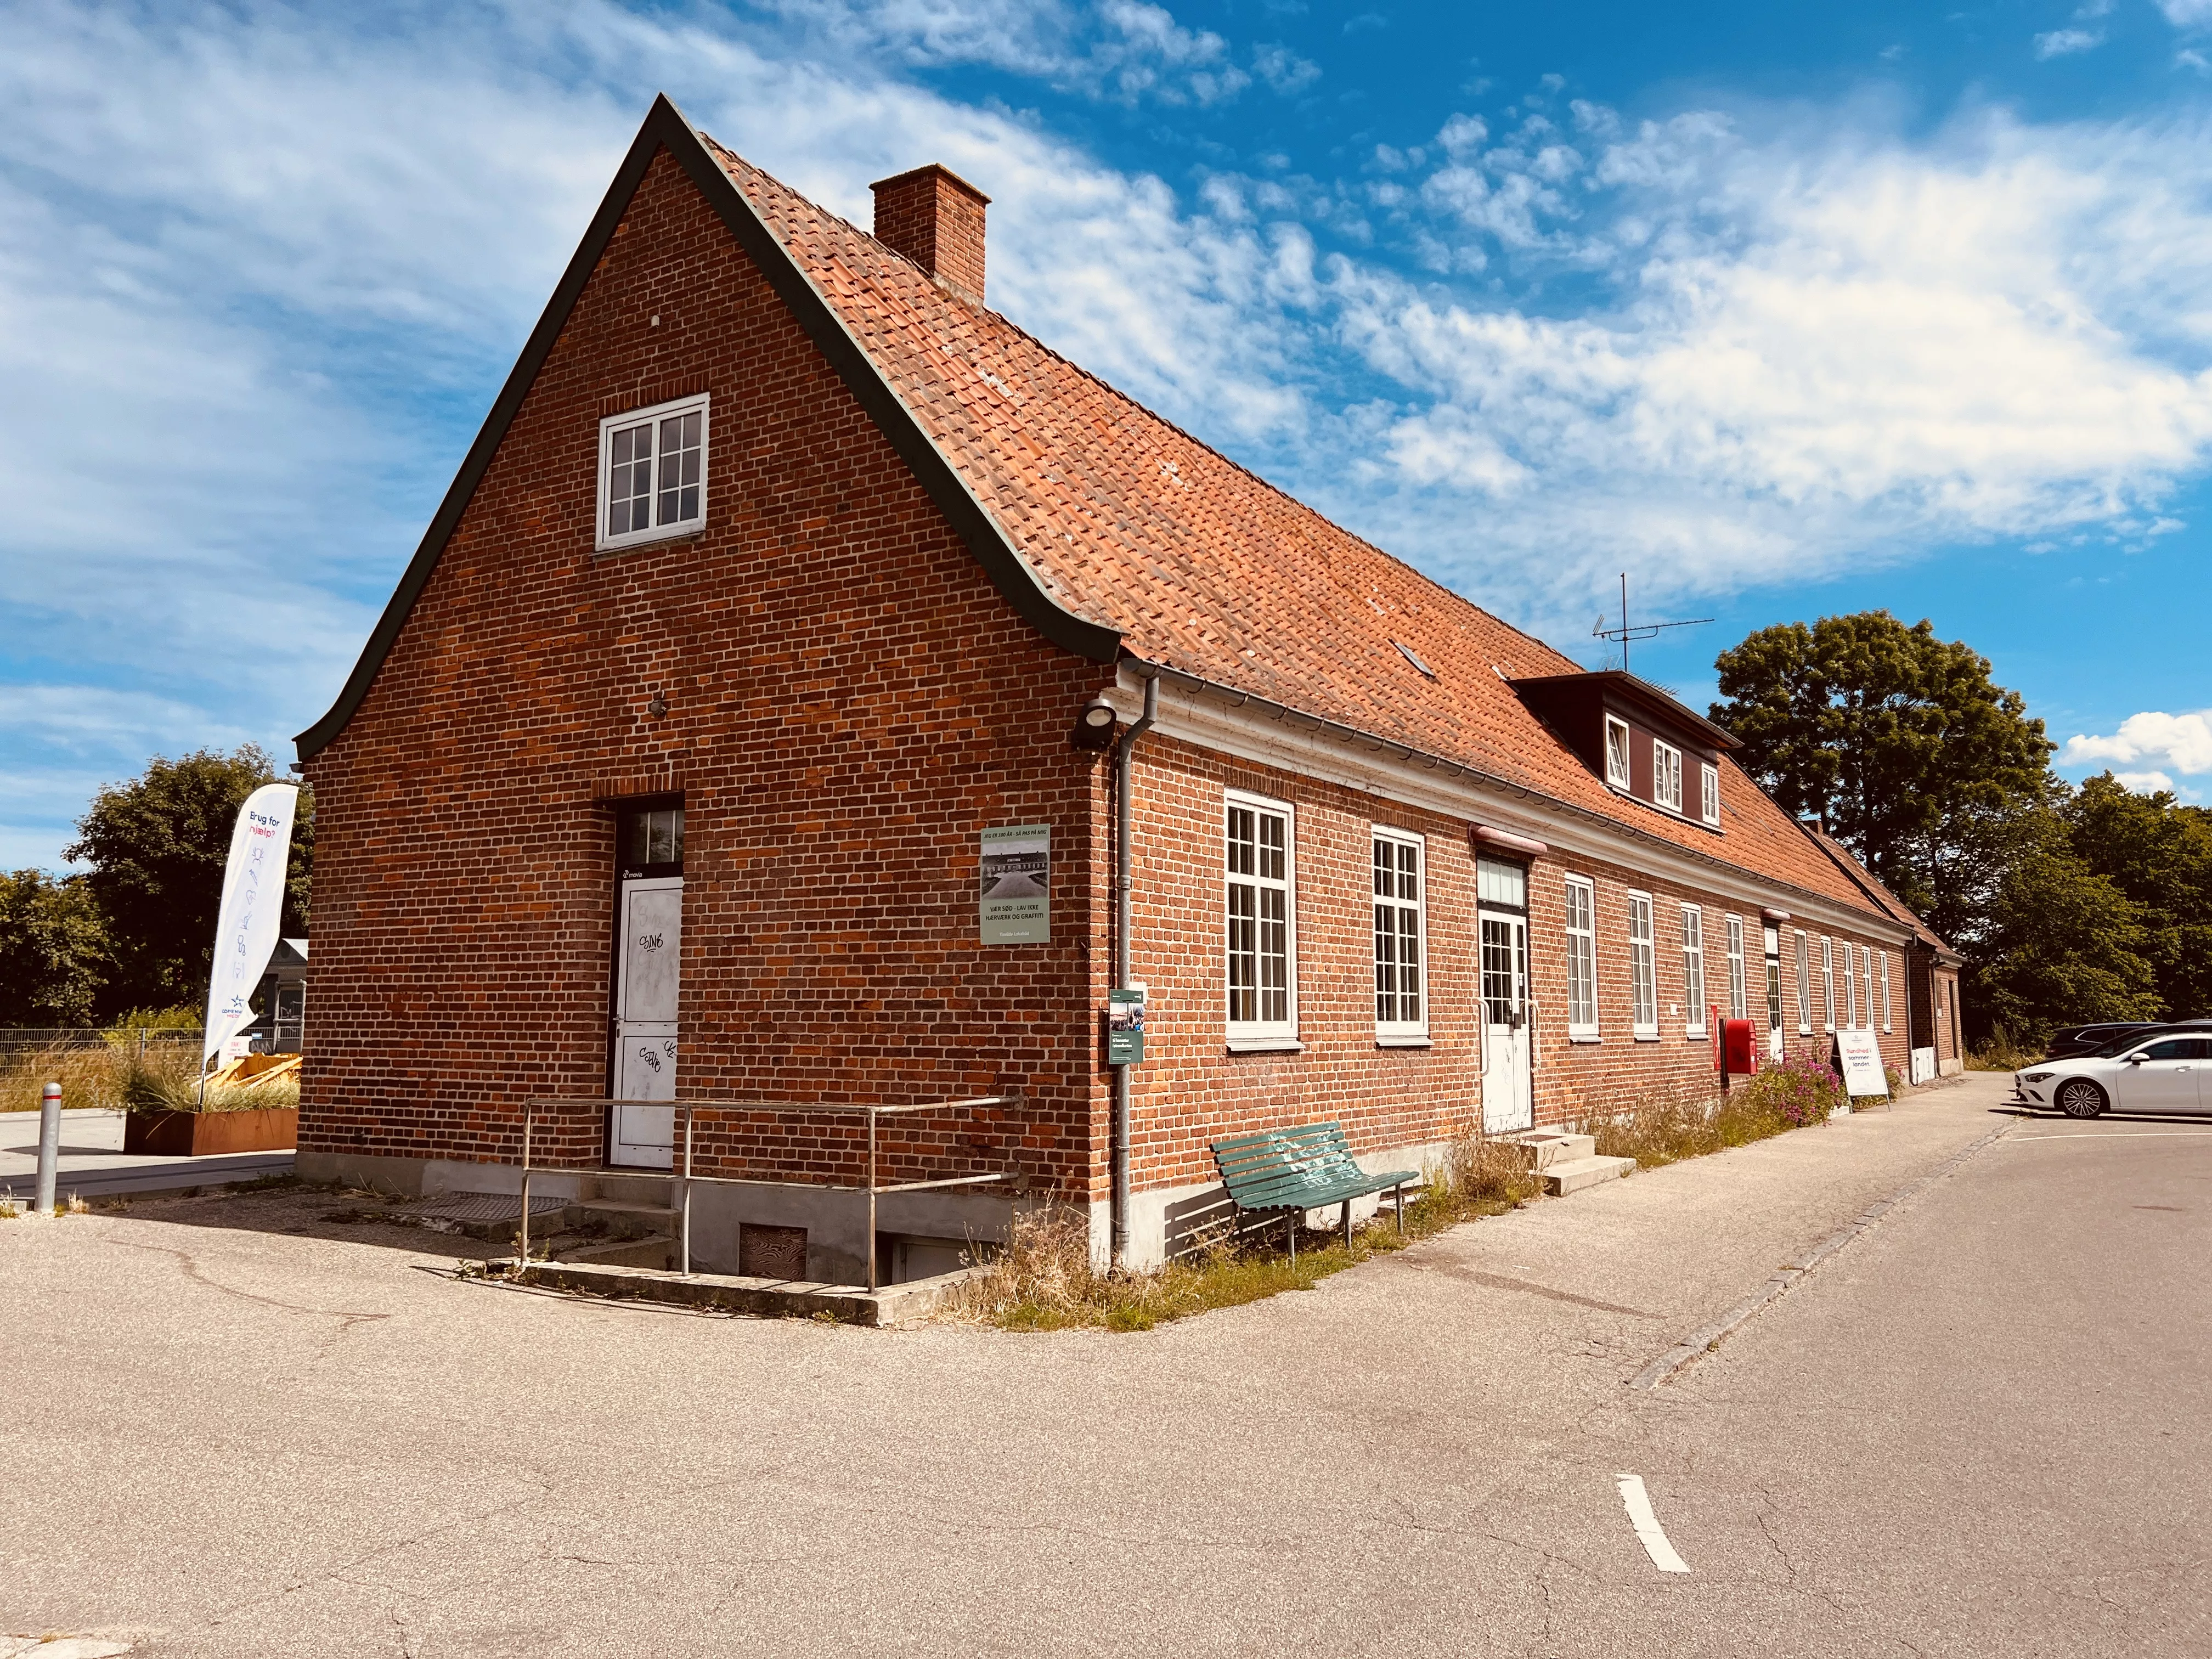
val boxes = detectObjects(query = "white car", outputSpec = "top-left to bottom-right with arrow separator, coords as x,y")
2015,1031 -> 2212,1118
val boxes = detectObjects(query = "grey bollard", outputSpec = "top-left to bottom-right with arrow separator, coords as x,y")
36,1079 -> 61,1215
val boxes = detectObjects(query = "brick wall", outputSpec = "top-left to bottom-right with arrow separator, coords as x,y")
1117,733 -> 1916,1192
300,147 -> 1113,1198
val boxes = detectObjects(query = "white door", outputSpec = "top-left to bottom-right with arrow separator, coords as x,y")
1481,911 -> 1533,1133
611,876 -> 681,1168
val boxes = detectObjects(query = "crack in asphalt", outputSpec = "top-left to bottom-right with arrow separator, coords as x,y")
116,1239 -> 391,1330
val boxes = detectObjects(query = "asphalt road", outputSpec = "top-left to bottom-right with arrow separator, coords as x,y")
4,1073 -> 2207,1657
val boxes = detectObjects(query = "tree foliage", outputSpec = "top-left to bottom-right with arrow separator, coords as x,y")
2064,773 -> 2212,1022
0,870 -> 109,1025
1711,612 -> 2055,941
64,747 -> 313,1019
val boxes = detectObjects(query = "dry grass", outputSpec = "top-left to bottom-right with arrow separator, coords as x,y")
0,1040 -> 298,1114
950,1133 -> 1542,1332
1588,1080 -> 1834,1170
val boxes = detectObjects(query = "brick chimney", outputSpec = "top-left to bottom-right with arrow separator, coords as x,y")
870,164 -> 990,303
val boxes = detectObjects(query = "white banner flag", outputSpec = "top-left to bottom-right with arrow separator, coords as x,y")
202,782 -> 301,1067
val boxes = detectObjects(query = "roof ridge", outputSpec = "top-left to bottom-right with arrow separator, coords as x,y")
704,133 -> 1578,676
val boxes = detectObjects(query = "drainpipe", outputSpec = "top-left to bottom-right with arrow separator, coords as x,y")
1111,666 -> 1159,1267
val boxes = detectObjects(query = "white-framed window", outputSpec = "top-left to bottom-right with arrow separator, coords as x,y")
1861,947 -> 1876,1032
1226,792 -> 1296,1046
1629,891 -> 1658,1038
1795,930 -> 1811,1033
1701,762 -> 1720,826
1681,905 -> 1706,1036
1880,950 -> 1893,1032
1564,876 -> 1599,1039
1604,716 -> 1631,789
1653,742 -> 1683,813
1726,915 -> 1746,1020
1372,830 -> 1425,1041
597,393 -> 709,552
1821,938 -> 1835,1032
1845,944 -> 1860,1029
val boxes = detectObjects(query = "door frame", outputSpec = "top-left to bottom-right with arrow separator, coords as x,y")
606,794 -> 684,1166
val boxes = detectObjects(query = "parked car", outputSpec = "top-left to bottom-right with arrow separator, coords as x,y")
2044,1022 -> 2160,1059
2015,1029 -> 2212,1118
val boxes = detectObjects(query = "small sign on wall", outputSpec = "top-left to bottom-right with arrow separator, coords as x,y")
1835,1029 -> 1889,1097
980,824 -> 1051,944
1107,985 -> 1147,1065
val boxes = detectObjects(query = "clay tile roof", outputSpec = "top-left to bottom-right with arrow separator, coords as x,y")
707,138 -> 1897,922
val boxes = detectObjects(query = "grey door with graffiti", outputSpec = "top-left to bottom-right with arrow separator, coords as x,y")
610,874 -> 681,1168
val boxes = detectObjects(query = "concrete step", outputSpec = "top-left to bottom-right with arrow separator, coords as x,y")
585,1171 -> 678,1205
1541,1154 -> 1636,1197
1503,1129 -> 1596,1170
568,1199 -> 680,1242
556,1234 -> 678,1271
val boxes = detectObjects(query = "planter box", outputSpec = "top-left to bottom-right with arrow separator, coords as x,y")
124,1107 -> 298,1156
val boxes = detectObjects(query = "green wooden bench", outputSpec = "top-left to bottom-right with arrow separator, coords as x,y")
1210,1122 -> 1421,1262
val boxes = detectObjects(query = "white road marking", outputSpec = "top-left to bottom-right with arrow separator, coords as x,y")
1615,1473 -> 1690,1573
2006,1131 -> 2212,1142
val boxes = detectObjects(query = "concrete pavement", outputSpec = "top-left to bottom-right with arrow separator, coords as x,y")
0,1109 -> 294,1203
5,1073 -> 2203,1656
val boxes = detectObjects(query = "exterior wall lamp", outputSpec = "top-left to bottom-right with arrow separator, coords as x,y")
1070,696 -> 1118,751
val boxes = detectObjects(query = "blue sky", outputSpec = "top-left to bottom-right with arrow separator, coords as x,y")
5,0 -> 2212,871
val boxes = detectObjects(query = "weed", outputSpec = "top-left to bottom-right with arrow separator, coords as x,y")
65,1194 -> 87,1215
0,1195 -> 18,1221
1967,1023 -> 2040,1072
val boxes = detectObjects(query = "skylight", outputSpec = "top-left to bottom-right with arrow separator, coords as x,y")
1392,639 -> 1436,678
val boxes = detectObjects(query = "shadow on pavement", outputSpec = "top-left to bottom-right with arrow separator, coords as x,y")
90,1182 -> 506,1261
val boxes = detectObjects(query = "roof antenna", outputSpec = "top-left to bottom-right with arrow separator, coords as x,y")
1593,572 -> 1711,674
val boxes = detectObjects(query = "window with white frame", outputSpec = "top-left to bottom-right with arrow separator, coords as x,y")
1372,831 -> 1425,1039
1681,905 -> 1706,1035
597,394 -> 709,552
1726,915 -> 1747,1020
1564,876 -> 1599,1039
1604,716 -> 1631,788
1821,937 -> 1835,1031
1795,930 -> 1811,1032
1653,742 -> 1683,813
1701,762 -> 1720,826
1226,793 -> 1295,1043
1629,892 -> 1658,1037
1845,945 -> 1860,1028
1861,946 -> 1875,1032
1880,950 -> 1893,1032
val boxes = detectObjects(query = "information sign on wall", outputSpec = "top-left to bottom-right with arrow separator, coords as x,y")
1107,985 -> 1147,1065
979,824 -> 1051,944
1835,1029 -> 1889,1097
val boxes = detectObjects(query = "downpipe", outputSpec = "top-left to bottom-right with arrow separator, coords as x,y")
1111,667 -> 1159,1267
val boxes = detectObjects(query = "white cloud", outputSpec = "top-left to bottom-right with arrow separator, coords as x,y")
2160,0 -> 2212,25
2034,29 -> 2103,58
2063,711 -> 2212,775
2109,770 -> 2177,793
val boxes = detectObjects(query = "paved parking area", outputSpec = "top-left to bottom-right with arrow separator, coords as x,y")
7,1074 -> 2204,1657
0,1109 -> 292,1203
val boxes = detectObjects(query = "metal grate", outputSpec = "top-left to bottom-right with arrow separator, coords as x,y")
404,1191 -> 567,1223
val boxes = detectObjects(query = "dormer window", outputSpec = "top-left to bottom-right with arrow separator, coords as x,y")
1604,716 -> 1630,788
1701,762 -> 1720,826
1654,741 -> 1682,812
597,393 -> 709,552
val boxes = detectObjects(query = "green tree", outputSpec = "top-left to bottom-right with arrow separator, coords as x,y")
65,747 -> 313,1018
1965,809 -> 2163,1046
2065,772 -> 2212,1021
1710,611 -> 2056,947
0,870 -> 109,1025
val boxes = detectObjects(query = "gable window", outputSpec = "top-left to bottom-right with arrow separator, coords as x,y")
1628,892 -> 1658,1038
1373,831 -> 1425,1041
1880,950 -> 1893,1032
1701,763 -> 1720,826
1795,930 -> 1812,1033
1726,915 -> 1747,1021
1653,742 -> 1683,813
1681,905 -> 1706,1036
1604,716 -> 1631,789
1564,876 -> 1599,1040
1226,792 -> 1295,1046
1821,938 -> 1836,1032
597,393 -> 709,552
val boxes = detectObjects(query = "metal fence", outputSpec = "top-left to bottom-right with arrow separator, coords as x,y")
0,1028 -> 205,1059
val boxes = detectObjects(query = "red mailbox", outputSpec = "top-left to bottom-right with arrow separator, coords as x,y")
1722,1018 -> 1760,1076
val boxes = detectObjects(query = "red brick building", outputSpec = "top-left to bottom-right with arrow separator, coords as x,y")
295,97 -> 1959,1277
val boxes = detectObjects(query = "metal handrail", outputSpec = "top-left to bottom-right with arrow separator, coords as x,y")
515,1094 -> 1014,1291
